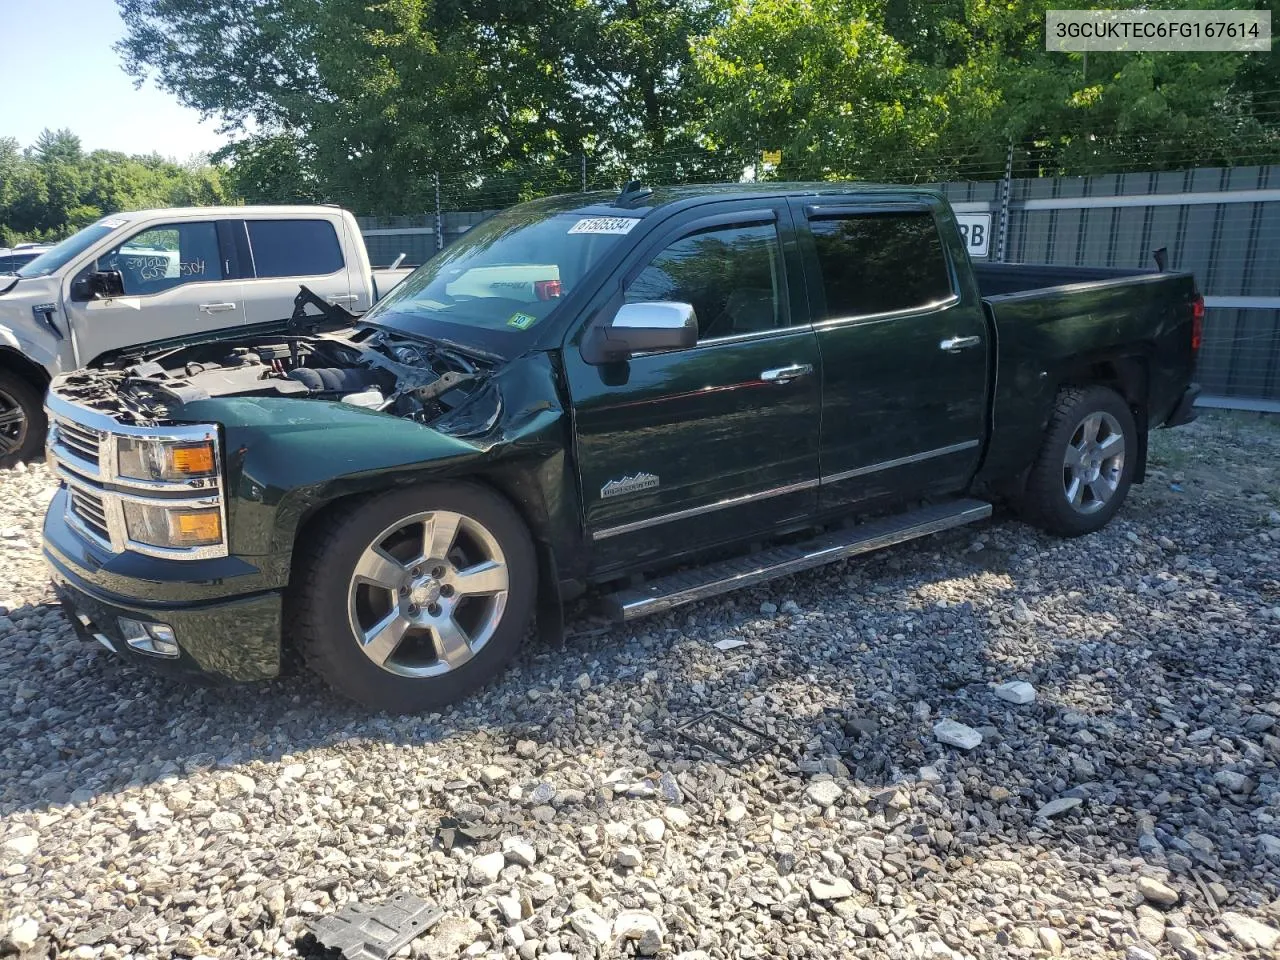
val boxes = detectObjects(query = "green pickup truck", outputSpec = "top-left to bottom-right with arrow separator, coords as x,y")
41,183 -> 1202,711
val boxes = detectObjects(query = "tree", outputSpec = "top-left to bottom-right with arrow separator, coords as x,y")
32,128 -> 84,166
691,0 -> 995,181
113,0 -> 733,212
0,135 -> 229,243
931,0 -> 1280,175
214,135 -> 320,205
690,0 -> 1280,183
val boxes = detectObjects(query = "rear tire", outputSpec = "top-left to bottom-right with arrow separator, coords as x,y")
0,373 -> 46,469
289,483 -> 536,712
1020,385 -> 1137,537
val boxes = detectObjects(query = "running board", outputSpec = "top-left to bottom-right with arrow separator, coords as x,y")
603,499 -> 992,623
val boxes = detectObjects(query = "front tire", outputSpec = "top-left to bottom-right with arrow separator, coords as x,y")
1020,385 -> 1137,537
289,483 -> 536,712
0,373 -> 46,469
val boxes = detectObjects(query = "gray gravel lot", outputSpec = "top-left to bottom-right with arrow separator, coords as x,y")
3,412 -> 1280,960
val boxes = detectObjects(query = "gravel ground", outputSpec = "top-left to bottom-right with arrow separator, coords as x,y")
4,412 -> 1280,960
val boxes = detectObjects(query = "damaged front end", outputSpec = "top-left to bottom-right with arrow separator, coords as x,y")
55,307 -> 501,438
45,286 -> 577,570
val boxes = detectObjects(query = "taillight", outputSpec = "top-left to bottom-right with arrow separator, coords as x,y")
1191,295 -> 1204,352
534,279 -> 562,301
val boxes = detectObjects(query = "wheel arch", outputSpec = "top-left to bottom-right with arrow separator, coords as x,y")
284,469 -> 567,643
0,347 -> 52,465
1057,353 -> 1149,482
0,347 -> 52,394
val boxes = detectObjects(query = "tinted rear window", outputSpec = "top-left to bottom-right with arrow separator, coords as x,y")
810,212 -> 953,318
247,219 -> 344,278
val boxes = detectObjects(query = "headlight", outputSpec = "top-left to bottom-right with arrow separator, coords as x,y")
123,502 -> 223,548
117,437 -> 217,482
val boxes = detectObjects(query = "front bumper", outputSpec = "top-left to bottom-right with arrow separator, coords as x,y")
1163,382 -> 1201,428
44,489 -> 284,682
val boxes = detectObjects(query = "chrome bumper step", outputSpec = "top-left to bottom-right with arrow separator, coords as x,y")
603,498 -> 992,622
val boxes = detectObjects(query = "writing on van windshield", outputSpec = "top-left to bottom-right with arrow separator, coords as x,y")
124,255 -> 210,281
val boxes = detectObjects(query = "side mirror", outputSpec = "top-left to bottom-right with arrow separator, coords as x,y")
72,270 -> 125,302
91,270 -> 125,298
69,277 -> 93,302
582,301 -> 698,364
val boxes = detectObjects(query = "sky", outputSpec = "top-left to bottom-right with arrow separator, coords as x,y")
2,0 -> 229,160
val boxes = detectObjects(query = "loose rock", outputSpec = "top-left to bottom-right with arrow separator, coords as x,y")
809,876 -> 856,901
469,851 -> 505,885
1221,912 -> 1280,950
1035,797 -> 1082,819
1137,876 -> 1180,907
933,719 -> 983,750
805,779 -> 842,807
994,680 -> 1037,704
568,909 -> 612,947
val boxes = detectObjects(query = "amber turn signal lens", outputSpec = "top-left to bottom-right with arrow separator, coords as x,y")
171,443 -> 216,475
168,509 -> 223,546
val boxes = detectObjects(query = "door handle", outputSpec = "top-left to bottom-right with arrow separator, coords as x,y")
328,294 -> 359,304
760,363 -> 814,383
939,335 -> 981,353
199,302 -> 237,313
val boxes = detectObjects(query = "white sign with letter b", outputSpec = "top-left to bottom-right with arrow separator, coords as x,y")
955,213 -> 991,258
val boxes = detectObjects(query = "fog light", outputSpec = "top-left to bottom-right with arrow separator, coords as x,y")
118,617 -> 180,658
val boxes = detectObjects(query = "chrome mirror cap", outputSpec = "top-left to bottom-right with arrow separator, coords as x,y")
612,301 -> 697,330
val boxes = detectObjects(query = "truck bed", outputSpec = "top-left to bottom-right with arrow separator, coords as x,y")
973,261 -> 1158,299
973,261 -> 1199,486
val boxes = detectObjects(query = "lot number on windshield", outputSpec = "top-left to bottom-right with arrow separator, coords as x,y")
568,217 -> 641,235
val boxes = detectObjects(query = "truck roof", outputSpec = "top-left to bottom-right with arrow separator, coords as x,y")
92,205 -> 346,225
541,181 -> 946,219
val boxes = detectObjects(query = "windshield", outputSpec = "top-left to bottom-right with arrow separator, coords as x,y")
365,198 -> 636,350
16,221 -> 124,278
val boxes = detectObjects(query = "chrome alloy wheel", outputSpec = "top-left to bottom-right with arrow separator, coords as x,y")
346,510 -> 509,677
0,386 -> 27,458
1062,411 -> 1125,515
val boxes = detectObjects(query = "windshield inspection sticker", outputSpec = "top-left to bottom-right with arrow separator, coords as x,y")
100,218 -> 128,229
507,312 -> 539,330
568,216 -> 640,236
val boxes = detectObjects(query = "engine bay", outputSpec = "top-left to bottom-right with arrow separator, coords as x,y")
53,326 -> 497,427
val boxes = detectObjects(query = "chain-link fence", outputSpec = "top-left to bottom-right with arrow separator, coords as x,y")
358,126 -> 1280,411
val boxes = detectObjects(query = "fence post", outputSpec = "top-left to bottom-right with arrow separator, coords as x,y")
996,141 -> 1013,262
581,154 -> 588,193
434,173 -> 443,252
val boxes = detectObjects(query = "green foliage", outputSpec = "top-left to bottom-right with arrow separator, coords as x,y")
9,0 -> 1276,234
691,0 -> 1280,181
0,130 -> 229,245
114,0 -> 733,212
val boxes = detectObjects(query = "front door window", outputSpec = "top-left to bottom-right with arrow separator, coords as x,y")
625,222 -> 788,341
91,222 -> 224,296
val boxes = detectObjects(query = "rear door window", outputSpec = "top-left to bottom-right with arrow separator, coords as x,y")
246,219 -> 344,278
809,212 -> 953,319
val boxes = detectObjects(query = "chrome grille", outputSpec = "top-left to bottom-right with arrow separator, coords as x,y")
44,388 -> 229,560
68,486 -> 110,544
53,417 -> 102,465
